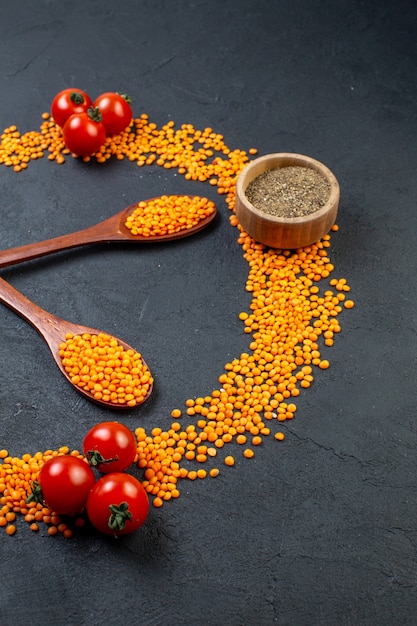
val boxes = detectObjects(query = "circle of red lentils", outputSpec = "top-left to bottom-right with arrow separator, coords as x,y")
0,112 -> 354,536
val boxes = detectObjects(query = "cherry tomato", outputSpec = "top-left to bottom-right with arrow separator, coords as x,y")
83,421 -> 137,473
38,456 -> 96,516
94,92 -> 132,135
86,473 -> 149,536
51,88 -> 92,128
62,107 -> 106,156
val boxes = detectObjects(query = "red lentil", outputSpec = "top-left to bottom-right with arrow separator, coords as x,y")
6,524 -> 16,536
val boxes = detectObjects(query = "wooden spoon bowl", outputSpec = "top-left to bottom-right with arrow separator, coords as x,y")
235,153 -> 340,249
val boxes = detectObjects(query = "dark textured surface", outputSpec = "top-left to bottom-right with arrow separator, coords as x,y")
1,1 -> 417,624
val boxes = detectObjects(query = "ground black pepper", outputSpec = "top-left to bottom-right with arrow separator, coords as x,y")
245,165 -> 331,218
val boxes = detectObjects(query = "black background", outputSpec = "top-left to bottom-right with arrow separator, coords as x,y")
1,1 -> 417,624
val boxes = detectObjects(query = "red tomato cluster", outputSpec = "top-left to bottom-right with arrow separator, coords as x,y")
51,88 -> 133,156
33,421 -> 149,536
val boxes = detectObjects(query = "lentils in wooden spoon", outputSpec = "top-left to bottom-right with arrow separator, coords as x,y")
0,276 -> 153,409
0,195 -> 217,268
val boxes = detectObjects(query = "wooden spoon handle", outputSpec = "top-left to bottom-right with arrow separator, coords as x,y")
0,276 -> 69,348
0,213 -> 123,268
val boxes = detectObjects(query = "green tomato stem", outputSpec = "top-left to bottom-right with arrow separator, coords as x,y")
108,502 -> 132,532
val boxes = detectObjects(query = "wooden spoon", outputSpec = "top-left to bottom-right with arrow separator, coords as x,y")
0,276 -> 153,409
0,195 -> 217,268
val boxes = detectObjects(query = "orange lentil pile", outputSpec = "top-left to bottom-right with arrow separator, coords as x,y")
124,195 -> 216,237
59,332 -> 153,407
0,110 -> 355,534
135,230 -> 354,507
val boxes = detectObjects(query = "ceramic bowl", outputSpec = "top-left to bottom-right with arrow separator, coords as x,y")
235,152 -> 340,249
